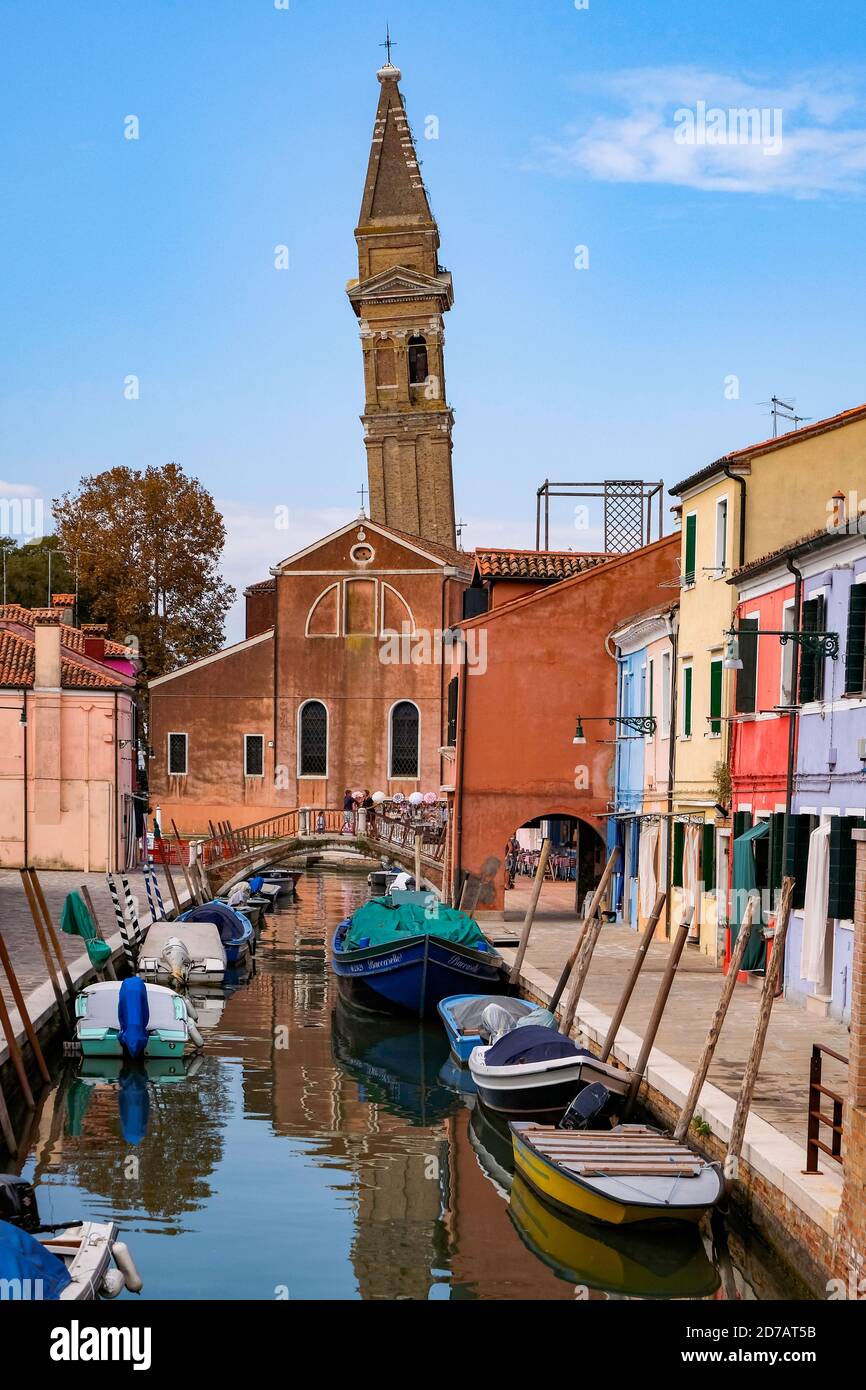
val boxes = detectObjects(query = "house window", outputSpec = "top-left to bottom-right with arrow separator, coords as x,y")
168,732 -> 188,776
780,601 -> 796,705
682,664 -> 693,737
683,514 -> 697,586
244,735 -> 264,778
298,701 -> 328,777
735,617 -> 759,714
661,649 -> 671,736
715,497 -> 728,573
390,701 -> 420,778
446,676 -> 458,747
845,583 -> 866,695
407,335 -> 429,386
709,657 -> 723,735
799,596 -> 826,703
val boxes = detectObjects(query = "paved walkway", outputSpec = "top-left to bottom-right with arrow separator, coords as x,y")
0,867 -> 176,1005
498,880 -> 850,1150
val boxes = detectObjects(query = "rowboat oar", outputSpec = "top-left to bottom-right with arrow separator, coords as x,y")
106,874 -> 137,973
622,906 -> 694,1119
673,895 -> 756,1143
724,878 -> 794,1189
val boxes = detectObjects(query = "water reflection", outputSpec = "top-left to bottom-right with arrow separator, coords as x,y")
2,867 -> 804,1300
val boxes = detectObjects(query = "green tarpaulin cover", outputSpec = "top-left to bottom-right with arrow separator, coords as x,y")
345,896 -> 486,952
732,820 -> 768,972
60,891 -> 112,969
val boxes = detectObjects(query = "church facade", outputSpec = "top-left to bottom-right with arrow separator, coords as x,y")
148,61 -> 470,834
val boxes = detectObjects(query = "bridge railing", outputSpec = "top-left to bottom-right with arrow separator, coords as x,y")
192,805 -> 448,870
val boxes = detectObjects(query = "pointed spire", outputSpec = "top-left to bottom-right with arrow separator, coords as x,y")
358,59 -> 434,228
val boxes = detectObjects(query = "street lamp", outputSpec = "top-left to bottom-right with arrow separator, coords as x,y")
573,714 -> 657,744
723,624 -> 839,671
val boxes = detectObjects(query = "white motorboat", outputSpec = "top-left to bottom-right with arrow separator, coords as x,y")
138,922 -> 227,986
468,1026 -> 631,1122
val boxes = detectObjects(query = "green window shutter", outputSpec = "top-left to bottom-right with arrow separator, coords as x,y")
672,822 -> 685,888
784,814 -> 812,911
684,515 -> 697,584
733,810 -> 753,840
828,816 -> 862,920
769,812 -> 786,893
709,658 -> 723,734
799,597 -> 825,704
702,824 -> 716,889
845,585 -> 866,695
683,666 -> 693,736
735,617 -> 758,714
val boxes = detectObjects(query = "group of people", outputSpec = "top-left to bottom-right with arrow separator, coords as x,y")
343,789 -> 374,831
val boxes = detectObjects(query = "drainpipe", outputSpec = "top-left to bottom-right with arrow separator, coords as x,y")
721,464 -> 747,568
778,555 -> 803,997
451,630 -> 469,904
664,610 -> 679,937
21,689 -> 28,868
114,690 -> 119,873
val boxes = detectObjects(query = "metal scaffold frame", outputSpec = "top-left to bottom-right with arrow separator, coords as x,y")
535,479 -> 665,553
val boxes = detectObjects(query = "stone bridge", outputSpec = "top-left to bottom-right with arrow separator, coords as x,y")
184,808 -> 447,895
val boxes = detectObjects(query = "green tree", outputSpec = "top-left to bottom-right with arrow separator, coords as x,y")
53,463 -> 236,678
0,536 -> 85,615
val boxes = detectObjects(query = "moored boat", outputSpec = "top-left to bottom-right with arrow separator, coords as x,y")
437,993 -> 539,1063
331,894 -> 505,1019
258,868 -> 302,898
179,901 -> 255,965
138,921 -> 227,986
469,1027 -> 630,1122
510,1122 -> 724,1226
75,979 -> 203,1058
0,1176 -> 143,1300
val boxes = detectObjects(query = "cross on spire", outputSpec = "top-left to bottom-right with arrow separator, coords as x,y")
380,24 -> 396,65
357,482 -> 368,516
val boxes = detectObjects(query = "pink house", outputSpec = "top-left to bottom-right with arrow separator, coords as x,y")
0,601 -> 139,871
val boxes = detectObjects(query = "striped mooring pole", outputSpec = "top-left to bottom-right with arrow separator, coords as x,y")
106,874 -> 137,972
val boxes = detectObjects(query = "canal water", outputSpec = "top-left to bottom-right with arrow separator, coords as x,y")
6,868 -> 806,1300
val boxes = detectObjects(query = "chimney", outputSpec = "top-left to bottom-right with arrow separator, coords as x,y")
33,612 -> 62,688
82,622 -> 109,662
831,489 -> 847,530
51,593 -> 75,626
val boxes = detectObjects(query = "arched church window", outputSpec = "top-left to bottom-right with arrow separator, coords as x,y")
298,700 -> 328,777
390,701 -> 420,779
407,335 -> 428,386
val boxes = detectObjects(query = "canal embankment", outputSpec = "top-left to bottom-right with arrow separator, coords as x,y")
493,885 -> 847,1298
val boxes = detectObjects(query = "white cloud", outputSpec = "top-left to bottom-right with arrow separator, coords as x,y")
529,67 -> 866,198
0,480 -> 41,498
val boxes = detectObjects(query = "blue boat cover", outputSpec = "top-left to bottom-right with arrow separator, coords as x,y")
181,901 -> 248,945
118,976 -> 150,1059
249,877 -> 264,892
484,1026 -> 590,1067
0,1224 -> 72,1300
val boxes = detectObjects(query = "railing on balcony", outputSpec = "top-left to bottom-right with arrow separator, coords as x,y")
805,1042 -> 848,1173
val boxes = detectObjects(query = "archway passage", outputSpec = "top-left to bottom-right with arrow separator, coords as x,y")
504,813 -> 606,918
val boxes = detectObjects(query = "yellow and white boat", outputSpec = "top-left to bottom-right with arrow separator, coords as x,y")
510,1122 -> 723,1226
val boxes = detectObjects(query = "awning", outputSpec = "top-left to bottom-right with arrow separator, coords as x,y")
732,819 -> 769,971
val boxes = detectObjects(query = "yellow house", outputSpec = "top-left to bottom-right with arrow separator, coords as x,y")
670,401 -> 866,958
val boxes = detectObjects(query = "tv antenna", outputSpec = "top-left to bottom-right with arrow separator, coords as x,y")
762,395 -> 812,438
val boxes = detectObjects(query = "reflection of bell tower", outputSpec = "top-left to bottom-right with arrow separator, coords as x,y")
348,59 -> 456,549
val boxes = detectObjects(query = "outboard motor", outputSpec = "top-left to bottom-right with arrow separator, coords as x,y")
0,1174 -> 40,1232
159,936 -> 193,988
560,1082 -> 611,1131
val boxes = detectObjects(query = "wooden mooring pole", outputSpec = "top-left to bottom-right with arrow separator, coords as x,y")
599,891 -> 667,1062
724,878 -> 794,1189
549,847 -> 619,1016
622,907 -> 694,1119
0,1075 -> 17,1154
0,931 -> 51,1084
19,870 -> 71,1031
27,870 -> 75,999
0,985 -> 35,1109
508,837 -> 551,985
673,895 -> 756,1144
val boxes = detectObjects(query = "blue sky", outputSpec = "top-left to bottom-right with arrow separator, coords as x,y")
2,0 -> 865,640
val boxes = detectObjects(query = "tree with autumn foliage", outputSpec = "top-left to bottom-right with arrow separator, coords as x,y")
53,463 -> 236,678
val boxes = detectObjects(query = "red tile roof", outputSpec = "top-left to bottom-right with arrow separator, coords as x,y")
474,549 -> 615,581
0,605 -> 131,658
0,629 -> 125,689
244,578 -> 276,596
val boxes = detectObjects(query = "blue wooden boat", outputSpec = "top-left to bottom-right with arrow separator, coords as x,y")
331,895 -> 505,1020
438,993 -> 538,1063
179,901 -> 255,965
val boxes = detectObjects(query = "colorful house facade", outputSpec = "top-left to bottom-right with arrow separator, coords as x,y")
670,401 -> 866,959
730,516 -> 866,1021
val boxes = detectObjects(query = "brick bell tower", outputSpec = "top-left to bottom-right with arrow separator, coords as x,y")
347,57 -> 457,549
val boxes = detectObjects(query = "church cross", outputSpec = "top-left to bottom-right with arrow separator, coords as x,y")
358,483 -> 368,515
380,25 -> 396,65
